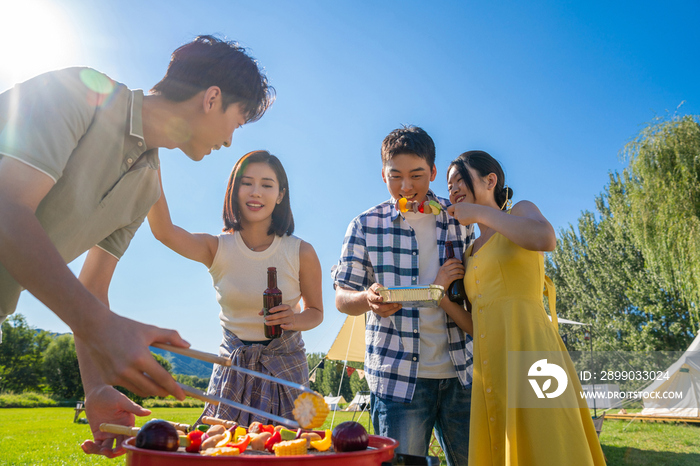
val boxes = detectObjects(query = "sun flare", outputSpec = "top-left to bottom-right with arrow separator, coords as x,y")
0,0 -> 79,85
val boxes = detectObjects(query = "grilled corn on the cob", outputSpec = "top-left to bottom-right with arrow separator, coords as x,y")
201,446 -> 241,456
273,438 -> 308,456
292,392 -> 329,429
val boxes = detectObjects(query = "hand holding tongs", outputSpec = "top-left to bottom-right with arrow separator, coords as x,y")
150,342 -> 314,429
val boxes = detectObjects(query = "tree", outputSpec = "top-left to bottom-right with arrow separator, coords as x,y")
306,352 -> 326,393
174,374 -> 209,391
0,314 -> 51,392
43,334 -> 82,399
116,351 -> 173,404
546,176 -> 694,353
348,363 -> 370,396
616,115 -> 700,330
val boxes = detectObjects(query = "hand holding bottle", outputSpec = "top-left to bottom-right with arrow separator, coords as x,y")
263,267 -> 283,338
436,241 -> 467,304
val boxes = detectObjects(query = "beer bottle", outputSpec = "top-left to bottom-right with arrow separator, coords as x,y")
263,267 -> 283,339
445,241 -> 467,306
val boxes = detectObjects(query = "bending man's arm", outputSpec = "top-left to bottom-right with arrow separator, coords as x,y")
77,246 -> 153,457
0,157 -> 187,398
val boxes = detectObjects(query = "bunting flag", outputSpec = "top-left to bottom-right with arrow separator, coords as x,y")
356,369 -> 365,380
336,362 -> 344,373
318,360 -> 325,370
309,371 -> 317,383
346,366 -> 356,377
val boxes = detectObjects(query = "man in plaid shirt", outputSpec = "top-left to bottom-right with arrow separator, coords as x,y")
332,126 -> 474,465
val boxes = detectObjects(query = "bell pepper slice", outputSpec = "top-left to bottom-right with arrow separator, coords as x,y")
215,429 -> 232,448
264,430 -> 282,452
185,430 -> 204,453
310,430 -> 332,452
227,434 -> 251,452
279,428 -> 297,441
260,424 -> 275,434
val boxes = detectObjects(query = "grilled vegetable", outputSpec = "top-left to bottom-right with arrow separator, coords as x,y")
332,421 -> 369,452
273,438 -> 308,456
310,430 -> 332,452
185,430 -> 204,453
135,419 -> 179,452
292,392 -> 330,429
264,431 -> 282,452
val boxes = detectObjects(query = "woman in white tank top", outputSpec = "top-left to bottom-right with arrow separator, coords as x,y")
147,150 -> 323,425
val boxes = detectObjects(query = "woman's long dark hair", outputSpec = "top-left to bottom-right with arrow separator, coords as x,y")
223,150 -> 294,235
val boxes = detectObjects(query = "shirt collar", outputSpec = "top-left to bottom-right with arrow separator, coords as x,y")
128,89 -> 145,141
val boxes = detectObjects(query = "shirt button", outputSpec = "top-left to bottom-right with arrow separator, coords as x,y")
413,329 -> 418,334
127,158 -> 133,164
137,141 -> 143,147
479,309 -> 483,313
413,251 -> 417,255
476,280 -> 480,284
483,360 -> 488,365
486,388 -> 492,393
480,334 -> 485,338
412,357 -> 417,361
412,277 -> 417,281
474,266 -> 477,269
490,417 -> 495,422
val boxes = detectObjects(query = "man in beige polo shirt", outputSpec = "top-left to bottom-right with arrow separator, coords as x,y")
0,35 -> 274,456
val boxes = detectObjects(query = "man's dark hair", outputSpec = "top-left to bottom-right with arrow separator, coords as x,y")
381,125 -> 436,168
223,150 -> 294,236
151,35 -> 275,123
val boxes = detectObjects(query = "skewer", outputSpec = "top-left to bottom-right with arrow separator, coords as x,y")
151,342 -> 230,366
201,416 -> 237,429
151,342 -> 316,395
99,423 -> 140,437
178,382 -> 300,430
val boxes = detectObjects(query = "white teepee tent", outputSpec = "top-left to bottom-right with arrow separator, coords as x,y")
641,333 -> 700,417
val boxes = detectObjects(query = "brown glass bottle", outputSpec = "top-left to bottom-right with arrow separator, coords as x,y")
445,241 -> 467,306
263,267 -> 283,339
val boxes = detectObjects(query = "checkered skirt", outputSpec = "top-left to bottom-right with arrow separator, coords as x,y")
197,328 -> 308,426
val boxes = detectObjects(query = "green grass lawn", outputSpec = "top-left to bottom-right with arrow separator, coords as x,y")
1,407 -> 699,465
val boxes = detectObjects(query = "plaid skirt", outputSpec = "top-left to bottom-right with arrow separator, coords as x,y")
197,328 -> 308,426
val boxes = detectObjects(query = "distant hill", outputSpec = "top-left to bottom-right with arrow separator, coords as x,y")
35,329 -> 214,378
150,347 -> 214,379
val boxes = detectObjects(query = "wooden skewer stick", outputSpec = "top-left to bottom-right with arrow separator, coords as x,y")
167,420 -> 191,432
178,383 -> 300,429
150,342 -> 231,367
201,416 -> 237,429
99,423 -> 140,437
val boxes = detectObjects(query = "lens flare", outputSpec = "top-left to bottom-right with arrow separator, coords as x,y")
0,0 -> 79,86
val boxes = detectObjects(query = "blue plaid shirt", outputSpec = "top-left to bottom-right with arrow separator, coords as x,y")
331,191 -> 474,403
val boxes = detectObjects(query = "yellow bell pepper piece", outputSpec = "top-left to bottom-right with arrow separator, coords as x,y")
214,429 -> 232,448
234,426 -> 247,440
309,430 -> 332,452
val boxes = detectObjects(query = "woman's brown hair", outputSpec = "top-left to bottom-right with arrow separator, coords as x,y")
223,150 -> 294,235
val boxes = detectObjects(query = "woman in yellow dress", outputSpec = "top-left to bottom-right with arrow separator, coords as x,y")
445,151 -> 605,466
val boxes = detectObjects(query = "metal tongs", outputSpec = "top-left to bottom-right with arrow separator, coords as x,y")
151,342 -> 313,429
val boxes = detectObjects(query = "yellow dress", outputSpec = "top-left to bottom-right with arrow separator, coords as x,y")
465,232 -> 605,466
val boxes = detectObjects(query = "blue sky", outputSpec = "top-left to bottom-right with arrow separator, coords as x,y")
3,0 -> 699,356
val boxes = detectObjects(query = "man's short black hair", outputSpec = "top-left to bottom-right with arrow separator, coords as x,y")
151,35 -> 275,123
381,125 -> 436,168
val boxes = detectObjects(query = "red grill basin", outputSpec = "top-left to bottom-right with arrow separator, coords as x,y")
124,435 -> 399,466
